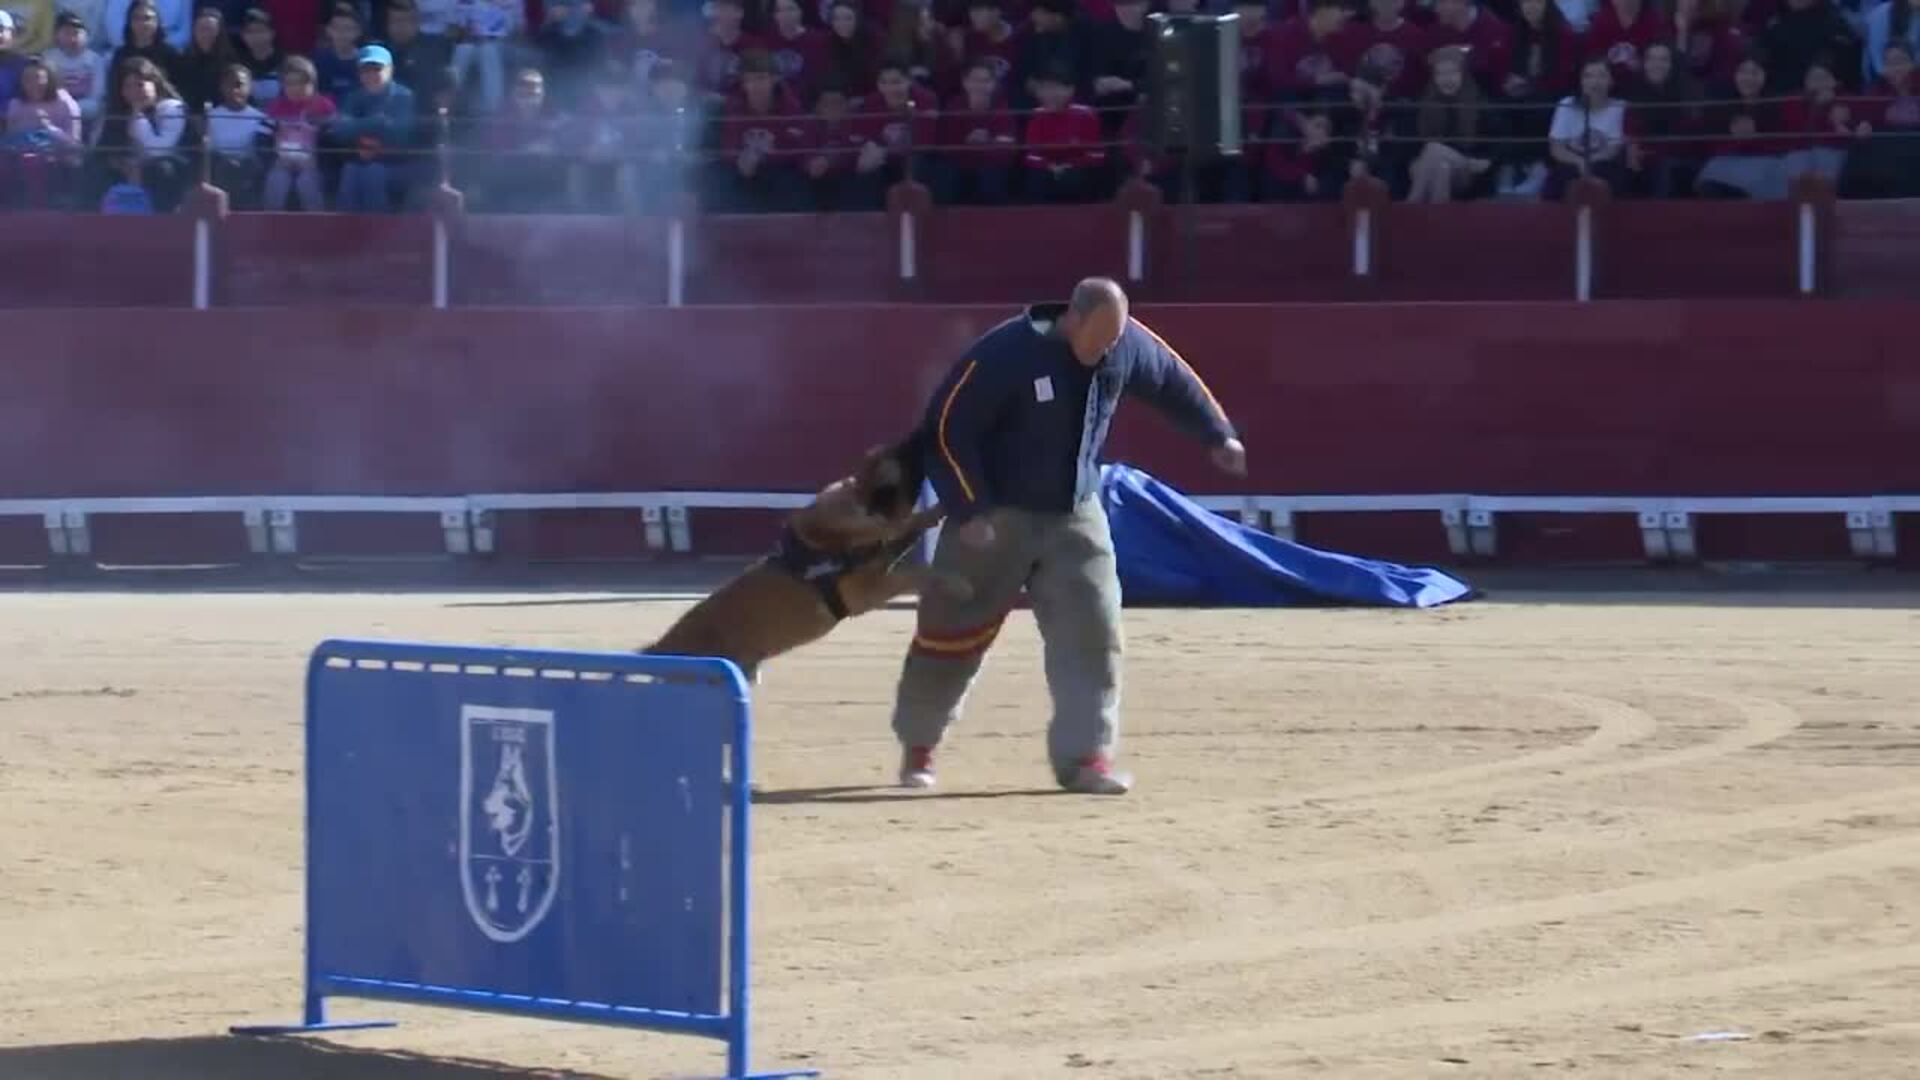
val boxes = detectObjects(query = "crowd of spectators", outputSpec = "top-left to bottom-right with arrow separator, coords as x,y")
0,0 -> 1915,213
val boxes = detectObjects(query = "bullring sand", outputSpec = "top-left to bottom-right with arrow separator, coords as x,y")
2,587 -> 1917,1079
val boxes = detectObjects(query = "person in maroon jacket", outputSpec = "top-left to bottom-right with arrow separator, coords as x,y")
713,48 -> 814,210
1020,63 -> 1107,201
1624,41 -> 1706,195
1492,0 -> 1577,192
696,0 -> 769,104
952,0 -> 1022,90
1266,0 -> 1353,104
1779,56 -> 1870,184
934,57 -> 1018,202
766,0 -> 828,103
1841,41 -> 1920,195
1259,104 -> 1350,199
1334,0 -> 1429,100
1233,0 -> 1278,101
839,58 -> 939,206
820,0 -> 883,97
1672,0 -> 1746,86
1693,54 -> 1789,197
1584,0 -> 1670,86
800,78 -> 859,204
1425,0 -> 1512,91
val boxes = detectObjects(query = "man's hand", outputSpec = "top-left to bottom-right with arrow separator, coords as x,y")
953,516 -> 996,547
1211,438 -> 1247,476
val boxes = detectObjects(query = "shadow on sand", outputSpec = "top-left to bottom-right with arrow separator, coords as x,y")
0,1036 -> 621,1080
750,784 -> 1064,805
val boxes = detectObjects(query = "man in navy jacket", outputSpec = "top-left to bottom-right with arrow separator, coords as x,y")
894,277 -> 1247,795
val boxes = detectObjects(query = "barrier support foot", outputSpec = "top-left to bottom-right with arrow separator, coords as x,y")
229,1020 -> 399,1035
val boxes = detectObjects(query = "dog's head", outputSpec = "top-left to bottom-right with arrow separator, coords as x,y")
854,430 -> 929,523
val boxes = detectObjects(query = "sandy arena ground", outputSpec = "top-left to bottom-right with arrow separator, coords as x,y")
2,581 -> 1919,1080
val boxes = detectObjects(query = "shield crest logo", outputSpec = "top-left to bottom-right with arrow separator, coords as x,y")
460,705 -> 560,943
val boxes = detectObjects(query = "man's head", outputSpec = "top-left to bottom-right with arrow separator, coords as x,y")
1058,277 -> 1128,367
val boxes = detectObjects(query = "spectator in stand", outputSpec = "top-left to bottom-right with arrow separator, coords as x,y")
236,9 -> 286,105
0,14 -> 21,117
1543,57 -> 1627,195
1267,0 -> 1351,104
448,0 -> 521,112
2,57 -> 84,207
1088,0 -> 1147,134
205,64 -> 272,204
953,0 -> 1018,92
1762,0 -> 1862,91
104,0 -> 188,49
469,65 -> 565,209
1259,104 -> 1349,199
1625,40 -> 1704,194
567,61 -> 633,208
886,0 -> 953,93
1012,0 -> 1086,111
1020,62 -> 1104,201
1554,0 -> 1596,32
617,0 -> 677,88
538,0 -> 611,110
1674,0 -> 1747,84
258,0 -> 324,57
766,0 -> 827,102
1425,0 -> 1511,90
6,0 -> 57,56
175,7 -> 238,112
314,4 -> 368,101
1780,54 -> 1869,181
1233,0 -> 1277,100
1842,39 -> 1920,192
107,2 -> 181,100
1405,44 -> 1493,200
1861,0 -> 1920,81
801,77 -> 858,205
842,55 -> 936,205
713,47 -> 810,209
91,55 -> 187,209
1694,53 -> 1787,196
821,0 -> 880,98
99,148 -> 154,208
262,52 -> 336,208
629,58 -> 700,210
1341,61 -> 1414,190
1494,0 -> 1576,195
381,0 -> 452,109
933,56 -> 1014,203
1584,0 -> 1669,85
332,42 -> 415,209
698,0 -> 764,102
1337,0 -> 1429,101
43,12 -> 108,128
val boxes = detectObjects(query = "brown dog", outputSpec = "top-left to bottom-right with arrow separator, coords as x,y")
640,433 -> 967,683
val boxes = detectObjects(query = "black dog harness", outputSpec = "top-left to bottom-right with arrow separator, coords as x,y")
769,523 -> 913,622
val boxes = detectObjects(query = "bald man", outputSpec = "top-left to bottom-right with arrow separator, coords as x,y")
892,278 -> 1246,795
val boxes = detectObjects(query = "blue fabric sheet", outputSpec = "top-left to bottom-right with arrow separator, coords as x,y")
1100,463 -> 1477,609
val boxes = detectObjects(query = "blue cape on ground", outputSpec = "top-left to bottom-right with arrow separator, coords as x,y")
1100,463 -> 1477,609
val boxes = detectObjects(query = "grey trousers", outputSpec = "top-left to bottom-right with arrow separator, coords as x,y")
890,498 -> 1123,769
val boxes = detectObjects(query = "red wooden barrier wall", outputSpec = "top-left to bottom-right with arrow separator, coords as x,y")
3,301 -> 1917,502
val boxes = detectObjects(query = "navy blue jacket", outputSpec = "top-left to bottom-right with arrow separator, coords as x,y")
920,303 -> 1237,525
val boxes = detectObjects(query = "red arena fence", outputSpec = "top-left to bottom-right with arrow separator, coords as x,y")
4,299 -> 1919,572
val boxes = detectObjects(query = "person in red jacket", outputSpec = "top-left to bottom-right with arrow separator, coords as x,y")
766,0 -> 828,103
1672,0 -> 1746,86
1266,0 -> 1353,103
953,0 -> 1022,90
842,58 -> 940,205
1840,41 -> 1919,194
1425,0 -> 1512,90
714,48 -> 814,210
1021,63 -> 1107,201
934,58 -> 1017,203
1779,57 -> 1870,184
1693,54 -> 1789,197
1234,0 -> 1280,101
1584,0 -> 1670,85
696,0 -> 770,103
1334,0 -> 1429,100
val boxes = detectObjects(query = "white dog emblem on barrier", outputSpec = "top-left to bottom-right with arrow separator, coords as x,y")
460,705 -> 560,943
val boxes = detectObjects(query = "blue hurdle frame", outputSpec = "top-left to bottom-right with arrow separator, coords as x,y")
230,639 -> 819,1080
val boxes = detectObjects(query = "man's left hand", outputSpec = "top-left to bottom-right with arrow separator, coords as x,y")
1211,438 -> 1247,476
